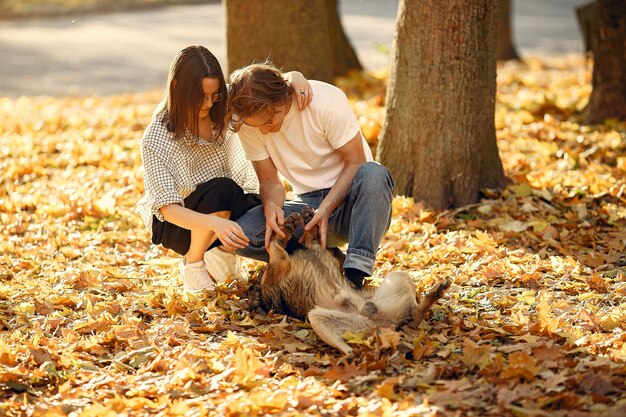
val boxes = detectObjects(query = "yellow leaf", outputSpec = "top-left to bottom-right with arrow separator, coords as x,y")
509,184 -> 533,197
376,328 -> 401,349
232,347 -> 269,388
223,330 -> 240,346
343,330 -> 371,347
94,190 -> 117,215
537,291 -> 561,335
517,290 -> 536,305
168,400 -> 190,416
79,404 -> 117,417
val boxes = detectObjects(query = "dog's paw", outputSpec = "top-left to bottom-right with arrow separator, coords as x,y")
302,206 -> 315,222
284,212 -> 301,233
430,277 -> 452,300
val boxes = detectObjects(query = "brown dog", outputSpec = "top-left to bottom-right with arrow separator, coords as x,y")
258,207 -> 451,355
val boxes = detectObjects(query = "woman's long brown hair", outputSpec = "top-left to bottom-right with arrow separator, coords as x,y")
155,45 -> 228,140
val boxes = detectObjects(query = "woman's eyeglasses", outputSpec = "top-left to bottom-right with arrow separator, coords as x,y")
200,92 -> 224,108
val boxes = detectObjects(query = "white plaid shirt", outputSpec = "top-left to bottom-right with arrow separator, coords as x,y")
136,111 -> 259,231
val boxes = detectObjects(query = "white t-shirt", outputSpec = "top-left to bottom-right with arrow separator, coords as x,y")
237,80 -> 373,194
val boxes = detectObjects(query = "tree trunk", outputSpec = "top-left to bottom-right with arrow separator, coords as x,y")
576,2 -> 598,54
225,0 -> 361,82
496,0 -> 520,61
377,0 -> 505,210
325,0 -> 363,75
582,0 -> 626,124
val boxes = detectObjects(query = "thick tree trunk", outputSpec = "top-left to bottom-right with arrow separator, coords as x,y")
378,0 -> 505,210
325,0 -> 363,75
576,2 -> 598,54
582,0 -> 626,124
496,0 -> 520,61
225,0 -> 361,82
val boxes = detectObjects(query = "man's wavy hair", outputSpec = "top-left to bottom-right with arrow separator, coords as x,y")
155,45 -> 228,140
228,62 -> 293,131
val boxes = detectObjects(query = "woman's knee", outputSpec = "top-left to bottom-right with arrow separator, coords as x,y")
209,177 -> 243,196
193,177 -> 244,214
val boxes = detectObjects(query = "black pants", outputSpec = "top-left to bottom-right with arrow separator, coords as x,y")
151,177 -> 261,256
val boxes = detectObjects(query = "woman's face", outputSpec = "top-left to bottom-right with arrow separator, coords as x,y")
198,77 -> 222,120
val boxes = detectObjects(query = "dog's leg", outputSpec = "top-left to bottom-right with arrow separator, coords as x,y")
275,212 -> 299,247
368,271 -> 418,327
267,212 -> 300,259
263,213 -> 302,285
308,307 -> 370,355
411,277 -> 452,326
301,206 -> 319,248
261,214 -> 305,312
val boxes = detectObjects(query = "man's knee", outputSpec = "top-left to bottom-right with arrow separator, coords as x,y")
355,162 -> 394,193
236,205 -> 267,246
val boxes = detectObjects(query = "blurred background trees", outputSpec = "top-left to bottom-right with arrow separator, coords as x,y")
224,0 -> 361,83
497,0 -> 520,61
580,0 -> 626,124
222,0 -> 626,208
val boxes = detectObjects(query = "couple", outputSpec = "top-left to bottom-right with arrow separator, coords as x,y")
137,45 -> 394,293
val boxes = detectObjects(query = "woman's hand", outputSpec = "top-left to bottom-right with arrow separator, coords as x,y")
284,71 -> 313,111
209,216 -> 250,252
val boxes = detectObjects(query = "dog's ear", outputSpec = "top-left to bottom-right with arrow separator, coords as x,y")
244,278 -> 265,313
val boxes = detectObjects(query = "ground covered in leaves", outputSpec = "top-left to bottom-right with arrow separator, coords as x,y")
1,55 -> 625,416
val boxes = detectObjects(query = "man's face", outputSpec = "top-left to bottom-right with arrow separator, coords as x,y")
243,104 -> 288,135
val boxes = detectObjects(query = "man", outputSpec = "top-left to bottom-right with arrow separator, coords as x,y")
228,63 -> 394,288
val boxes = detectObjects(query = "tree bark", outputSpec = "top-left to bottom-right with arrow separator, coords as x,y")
225,0 -> 361,82
582,0 -> 626,124
324,0 -> 363,75
496,0 -> 520,61
576,2 -> 598,54
377,0 -> 505,210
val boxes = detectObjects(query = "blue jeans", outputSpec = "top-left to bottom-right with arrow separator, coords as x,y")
235,162 -> 394,276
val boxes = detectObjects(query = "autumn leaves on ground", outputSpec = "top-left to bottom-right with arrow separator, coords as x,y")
1,55 -> 625,416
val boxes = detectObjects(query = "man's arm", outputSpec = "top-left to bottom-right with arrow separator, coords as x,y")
252,157 -> 287,249
305,132 -> 367,247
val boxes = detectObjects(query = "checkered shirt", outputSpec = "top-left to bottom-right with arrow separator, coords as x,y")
136,111 -> 259,231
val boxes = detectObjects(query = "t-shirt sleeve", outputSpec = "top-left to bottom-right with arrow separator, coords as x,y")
322,90 -> 361,149
238,126 -> 270,161
140,137 -> 184,222
229,132 -> 260,194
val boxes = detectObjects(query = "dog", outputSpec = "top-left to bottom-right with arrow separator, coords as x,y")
256,206 -> 451,355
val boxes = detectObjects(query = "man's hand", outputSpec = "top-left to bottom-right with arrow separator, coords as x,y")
250,158 -> 287,251
264,202 -> 286,250
304,205 -> 331,248
302,133 -> 366,249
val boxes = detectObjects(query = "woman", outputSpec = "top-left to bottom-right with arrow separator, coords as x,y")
137,45 -> 312,293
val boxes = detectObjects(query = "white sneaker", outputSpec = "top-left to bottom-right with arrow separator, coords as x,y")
203,248 -> 246,284
180,259 -> 215,293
